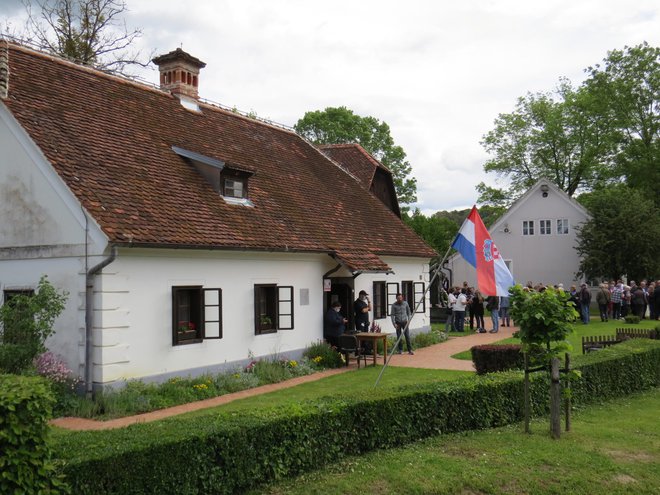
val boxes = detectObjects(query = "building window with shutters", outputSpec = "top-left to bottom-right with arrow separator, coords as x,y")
172,286 -> 222,345
372,281 -> 386,319
254,284 -> 294,334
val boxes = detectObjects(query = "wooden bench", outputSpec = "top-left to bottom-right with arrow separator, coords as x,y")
615,328 -> 658,340
581,335 -> 621,354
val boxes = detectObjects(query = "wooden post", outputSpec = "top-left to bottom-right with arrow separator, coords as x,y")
524,352 -> 530,433
550,357 -> 561,439
564,353 -> 571,432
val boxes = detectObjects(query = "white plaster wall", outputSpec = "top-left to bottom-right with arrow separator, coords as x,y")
0,104 -> 108,377
91,250 -> 430,385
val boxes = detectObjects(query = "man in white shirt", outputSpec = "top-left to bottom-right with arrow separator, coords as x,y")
454,288 -> 468,332
446,288 -> 457,332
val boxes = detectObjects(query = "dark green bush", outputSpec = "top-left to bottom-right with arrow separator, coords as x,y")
471,344 -> 524,374
624,314 -> 640,324
52,340 -> 660,495
302,341 -> 343,368
0,343 -> 35,373
0,374 -> 69,494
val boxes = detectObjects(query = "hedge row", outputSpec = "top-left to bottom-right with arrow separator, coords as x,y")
471,344 -> 524,374
0,374 -> 68,494
52,339 -> 660,494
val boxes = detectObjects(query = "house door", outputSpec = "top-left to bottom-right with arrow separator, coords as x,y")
325,280 -> 354,332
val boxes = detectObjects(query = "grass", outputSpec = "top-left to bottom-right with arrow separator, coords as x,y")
450,318 -> 659,361
248,388 -> 660,495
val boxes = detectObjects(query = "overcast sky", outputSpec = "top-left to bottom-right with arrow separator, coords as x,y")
3,1 -> 659,214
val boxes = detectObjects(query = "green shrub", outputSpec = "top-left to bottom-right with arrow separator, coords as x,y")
412,329 -> 448,348
302,341 -> 343,368
0,343 -> 34,373
0,374 -> 69,494
471,344 -> 524,374
52,339 -> 660,495
0,276 -> 68,374
624,314 -> 641,324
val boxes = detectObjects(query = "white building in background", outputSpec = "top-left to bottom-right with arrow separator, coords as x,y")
446,180 -> 590,291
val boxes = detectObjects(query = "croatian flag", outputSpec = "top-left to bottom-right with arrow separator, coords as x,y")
451,206 -> 515,296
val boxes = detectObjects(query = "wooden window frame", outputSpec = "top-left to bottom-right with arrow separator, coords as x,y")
522,220 -> 535,236
413,282 -> 426,313
557,218 -> 569,235
402,281 -> 414,309
172,286 -> 223,346
386,282 -> 399,316
220,169 -> 250,199
254,284 -> 294,335
372,281 -> 386,319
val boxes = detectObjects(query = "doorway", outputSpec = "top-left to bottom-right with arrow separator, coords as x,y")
325,280 -> 354,332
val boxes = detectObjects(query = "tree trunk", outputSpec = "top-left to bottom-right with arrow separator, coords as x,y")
550,357 -> 561,439
564,353 -> 571,432
524,352 -> 530,433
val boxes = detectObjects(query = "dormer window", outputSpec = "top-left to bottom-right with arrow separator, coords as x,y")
223,177 -> 245,199
171,146 -> 255,206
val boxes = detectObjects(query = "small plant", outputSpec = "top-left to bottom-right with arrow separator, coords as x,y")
33,351 -> 81,415
369,322 -> 382,333
302,341 -> 343,368
177,321 -> 196,333
624,315 -> 640,324
412,329 -> 448,348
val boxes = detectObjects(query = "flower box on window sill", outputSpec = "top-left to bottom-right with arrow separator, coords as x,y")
177,329 -> 198,340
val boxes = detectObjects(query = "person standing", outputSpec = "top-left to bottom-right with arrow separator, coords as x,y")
611,281 -> 623,320
486,295 -> 500,333
390,293 -> 414,355
446,288 -> 457,332
579,283 -> 592,324
353,290 -> 371,333
499,295 -> 511,327
470,289 -> 485,332
596,283 -> 611,322
324,300 -> 347,348
453,288 -> 468,332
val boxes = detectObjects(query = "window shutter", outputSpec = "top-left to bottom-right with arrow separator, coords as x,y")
413,282 -> 426,313
386,282 -> 399,316
202,288 -> 222,339
277,286 -> 294,330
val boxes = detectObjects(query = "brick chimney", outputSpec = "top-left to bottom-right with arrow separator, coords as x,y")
152,48 -> 206,99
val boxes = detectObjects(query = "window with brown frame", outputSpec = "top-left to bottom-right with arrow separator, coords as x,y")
372,281 -> 386,319
254,284 -> 294,335
172,286 -> 222,346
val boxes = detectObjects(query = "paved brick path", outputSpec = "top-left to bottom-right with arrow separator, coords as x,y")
51,325 -> 517,431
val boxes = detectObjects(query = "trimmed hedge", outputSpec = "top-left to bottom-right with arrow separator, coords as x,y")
52,340 -> 660,494
471,344 -> 524,374
0,374 -> 68,494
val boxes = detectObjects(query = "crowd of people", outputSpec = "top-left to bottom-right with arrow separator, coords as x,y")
442,284 -> 511,334
567,279 -> 659,323
440,278 -> 659,332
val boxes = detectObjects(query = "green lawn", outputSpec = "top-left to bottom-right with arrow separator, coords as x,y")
451,318 -> 659,361
248,388 -> 660,495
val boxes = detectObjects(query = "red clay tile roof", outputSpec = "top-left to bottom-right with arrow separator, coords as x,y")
3,44 -> 436,268
319,143 -> 382,189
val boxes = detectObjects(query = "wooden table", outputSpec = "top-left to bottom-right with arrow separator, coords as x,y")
354,332 -> 390,366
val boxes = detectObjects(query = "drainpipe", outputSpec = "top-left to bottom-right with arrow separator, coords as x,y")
85,246 -> 117,398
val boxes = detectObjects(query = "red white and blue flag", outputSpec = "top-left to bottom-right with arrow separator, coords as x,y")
451,206 -> 515,296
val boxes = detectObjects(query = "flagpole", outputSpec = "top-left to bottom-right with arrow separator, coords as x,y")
374,242 -> 455,387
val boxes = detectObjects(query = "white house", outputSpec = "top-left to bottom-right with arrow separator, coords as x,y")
0,42 -> 435,391
446,180 -> 590,292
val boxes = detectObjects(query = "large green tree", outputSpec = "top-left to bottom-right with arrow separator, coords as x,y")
294,106 -> 417,208
575,185 -> 660,281
15,0 -> 147,74
403,209 -> 458,257
584,42 -> 660,204
479,80 -> 614,204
